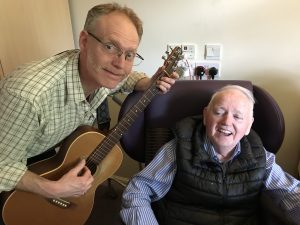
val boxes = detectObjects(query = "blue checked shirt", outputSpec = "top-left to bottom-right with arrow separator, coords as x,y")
0,49 -> 146,191
121,137 -> 300,225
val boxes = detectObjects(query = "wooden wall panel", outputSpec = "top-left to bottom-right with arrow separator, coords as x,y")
0,0 -> 75,75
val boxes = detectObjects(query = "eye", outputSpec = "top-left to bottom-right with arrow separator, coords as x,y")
125,52 -> 135,61
234,114 -> 243,120
104,43 -> 117,53
213,109 -> 223,116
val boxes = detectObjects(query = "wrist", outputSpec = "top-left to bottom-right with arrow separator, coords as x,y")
134,77 -> 151,91
17,171 -> 58,198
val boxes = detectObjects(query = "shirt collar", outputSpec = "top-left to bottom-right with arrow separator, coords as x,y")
203,134 -> 241,163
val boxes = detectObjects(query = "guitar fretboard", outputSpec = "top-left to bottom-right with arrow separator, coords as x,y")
88,82 -> 159,166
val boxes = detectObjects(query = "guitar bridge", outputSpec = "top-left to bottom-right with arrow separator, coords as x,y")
48,198 -> 71,208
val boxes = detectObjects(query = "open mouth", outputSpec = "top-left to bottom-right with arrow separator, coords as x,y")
217,128 -> 232,136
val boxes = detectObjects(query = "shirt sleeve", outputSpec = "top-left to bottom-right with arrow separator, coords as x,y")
264,150 -> 300,223
120,139 -> 177,225
0,88 -> 39,191
117,71 -> 147,93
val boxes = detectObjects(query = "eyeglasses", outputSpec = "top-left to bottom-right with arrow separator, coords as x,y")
87,31 -> 144,66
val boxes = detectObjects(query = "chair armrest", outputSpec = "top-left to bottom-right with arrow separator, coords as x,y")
260,190 -> 297,225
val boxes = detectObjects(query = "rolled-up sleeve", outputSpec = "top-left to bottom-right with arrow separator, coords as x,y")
119,71 -> 147,93
0,88 -> 38,191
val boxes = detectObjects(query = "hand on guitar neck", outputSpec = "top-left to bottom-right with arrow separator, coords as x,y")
134,66 -> 179,93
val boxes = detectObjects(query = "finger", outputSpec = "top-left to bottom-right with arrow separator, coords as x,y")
87,174 -> 94,185
160,76 -> 176,85
80,166 -> 93,178
71,159 -> 86,175
156,82 -> 170,93
171,72 -> 179,79
157,79 -> 172,88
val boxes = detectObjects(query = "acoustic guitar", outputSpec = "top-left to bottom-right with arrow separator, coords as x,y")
1,46 -> 183,225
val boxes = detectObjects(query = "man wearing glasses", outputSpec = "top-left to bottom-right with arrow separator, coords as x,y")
0,3 -> 177,203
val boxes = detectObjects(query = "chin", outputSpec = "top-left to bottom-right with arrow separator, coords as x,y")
102,81 -> 121,89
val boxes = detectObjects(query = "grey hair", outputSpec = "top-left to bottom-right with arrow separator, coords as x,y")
84,3 -> 143,40
208,85 -> 255,115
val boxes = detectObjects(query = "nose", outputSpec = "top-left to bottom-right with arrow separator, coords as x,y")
112,53 -> 127,68
221,113 -> 233,125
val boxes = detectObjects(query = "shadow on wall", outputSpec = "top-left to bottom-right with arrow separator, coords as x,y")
251,72 -> 300,177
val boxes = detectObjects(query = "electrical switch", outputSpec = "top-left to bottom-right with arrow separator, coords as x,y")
205,44 -> 222,60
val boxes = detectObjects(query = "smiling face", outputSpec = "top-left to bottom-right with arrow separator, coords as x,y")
79,11 -> 140,95
203,87 -> 254,155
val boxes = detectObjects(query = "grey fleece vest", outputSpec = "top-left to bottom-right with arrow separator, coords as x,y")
153,116 -> 266,225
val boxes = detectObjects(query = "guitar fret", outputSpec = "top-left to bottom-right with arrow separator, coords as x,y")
117,123 -> 127,134
122,118 -> 131,127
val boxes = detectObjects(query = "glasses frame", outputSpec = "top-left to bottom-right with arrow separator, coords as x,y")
86,31 -> 144,65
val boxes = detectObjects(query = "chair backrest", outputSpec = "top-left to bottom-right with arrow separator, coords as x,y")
118,80 -> 285,164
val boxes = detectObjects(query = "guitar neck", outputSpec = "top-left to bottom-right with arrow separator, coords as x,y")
88,78 -> 161,165
87,46 -> 183,166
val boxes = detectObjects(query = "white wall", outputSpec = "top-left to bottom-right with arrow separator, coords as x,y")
69,0 -> 300,177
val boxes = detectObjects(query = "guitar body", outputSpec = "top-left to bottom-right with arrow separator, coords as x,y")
2,126 -> 123,225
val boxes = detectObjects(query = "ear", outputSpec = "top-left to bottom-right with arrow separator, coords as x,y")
245,116 -> 254,135
203,107 -> 208,126
79,30 -> 88,50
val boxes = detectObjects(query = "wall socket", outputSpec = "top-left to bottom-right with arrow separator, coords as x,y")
191,60 -> 221,79
167,43 -> 196,60
166,43 -> 221,79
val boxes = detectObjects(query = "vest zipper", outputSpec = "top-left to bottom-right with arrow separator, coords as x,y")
221,163 -> 228,224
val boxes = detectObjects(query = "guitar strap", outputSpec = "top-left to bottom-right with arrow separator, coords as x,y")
96,97 -> 111,133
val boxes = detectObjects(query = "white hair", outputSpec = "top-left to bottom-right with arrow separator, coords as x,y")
208,85 -> 255,116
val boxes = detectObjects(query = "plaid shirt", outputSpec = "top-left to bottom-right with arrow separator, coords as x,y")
0,49 -> 146,191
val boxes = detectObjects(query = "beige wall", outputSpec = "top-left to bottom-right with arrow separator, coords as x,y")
0,0 -> 74,75
69,0 -> 300,177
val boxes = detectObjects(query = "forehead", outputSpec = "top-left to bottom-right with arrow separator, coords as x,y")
211,89 -> 253,112
94,12 -> 139,49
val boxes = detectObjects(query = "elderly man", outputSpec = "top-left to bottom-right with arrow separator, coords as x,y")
121,85 -> 300,225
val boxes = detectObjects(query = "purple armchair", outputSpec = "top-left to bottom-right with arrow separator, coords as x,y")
118,80 -> 292,225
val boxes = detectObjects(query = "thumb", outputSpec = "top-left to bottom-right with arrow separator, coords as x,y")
71,159 -> 86,175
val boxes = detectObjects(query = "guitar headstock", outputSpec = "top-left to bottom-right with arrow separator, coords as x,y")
162,46 -> 184,77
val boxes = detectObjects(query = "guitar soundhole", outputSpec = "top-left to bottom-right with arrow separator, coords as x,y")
87,162 -> 97,175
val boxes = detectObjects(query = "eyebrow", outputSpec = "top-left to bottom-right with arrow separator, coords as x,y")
107,37 -> 139,52
214,105 -> 244,115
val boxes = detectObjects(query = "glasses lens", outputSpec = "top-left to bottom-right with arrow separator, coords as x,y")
133,54 -> 143,66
